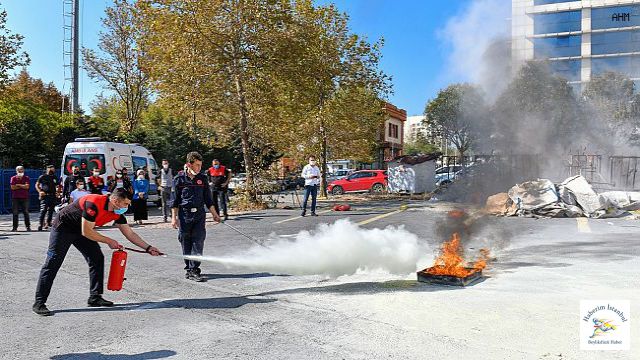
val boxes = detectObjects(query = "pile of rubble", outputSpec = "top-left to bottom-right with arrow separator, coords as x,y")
484,175 -> 640,218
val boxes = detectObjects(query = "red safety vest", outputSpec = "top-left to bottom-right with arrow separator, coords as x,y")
208,166 -> 226,177
79,194 -> 123,227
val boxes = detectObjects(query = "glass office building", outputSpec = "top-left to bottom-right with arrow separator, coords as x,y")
513,0 -> 640,89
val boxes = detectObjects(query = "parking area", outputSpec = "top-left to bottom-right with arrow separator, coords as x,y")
1,200 -> 639,359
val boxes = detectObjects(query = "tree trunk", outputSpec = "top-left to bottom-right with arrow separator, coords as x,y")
320,122 -> 328,198
233,71 -> 257,202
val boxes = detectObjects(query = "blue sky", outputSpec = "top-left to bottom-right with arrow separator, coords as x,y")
2,0 -> 474,116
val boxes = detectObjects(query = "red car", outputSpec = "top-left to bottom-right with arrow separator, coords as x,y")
327,170 -> 388,195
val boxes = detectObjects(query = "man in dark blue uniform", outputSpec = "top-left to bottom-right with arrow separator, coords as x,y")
171,152 -> 221,282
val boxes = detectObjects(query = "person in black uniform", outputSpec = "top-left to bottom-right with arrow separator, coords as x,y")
171,152 -> 221,282
62,165 -> 83,201
36,165 -> 59,231
32,188 -> 162,316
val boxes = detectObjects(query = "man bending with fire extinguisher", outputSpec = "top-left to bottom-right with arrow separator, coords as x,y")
32,188 -> 162,316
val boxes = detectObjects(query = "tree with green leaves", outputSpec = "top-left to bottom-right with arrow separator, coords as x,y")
425,83 -> 486,160
582,71 -> 640,147
5,69 -> 69,112
0,2 -> 29,89
136,0 -> 304,202
83,0 -> 149,134
490,61 -> 582,154
277,2 -> 391,196
404,131 -> 440,156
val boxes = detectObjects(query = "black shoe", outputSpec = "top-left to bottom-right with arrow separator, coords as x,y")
87,295 -> 114,307
311,213 -> 318,217
37,226 -> 43,231
185,271 -> 192,279
11,228 -> 17,232
301,211 -> 306,217
224,214 -> 229,221
32,303 -> 53,316
26,227 -> 32,232
187,272 -> 205,282
163,218 -> 168,223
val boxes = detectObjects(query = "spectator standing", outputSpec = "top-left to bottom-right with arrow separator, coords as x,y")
207,159 -> 232,221
132,170 -> 149,225
121,168 -> 134,196
159,159 -> 174,223
69,179 -> 91,202
36,165 -> 59,231
62,165 -> 83,201
10,165 -> 31,231
87,168 -> 105,194
300,156 -> 321,217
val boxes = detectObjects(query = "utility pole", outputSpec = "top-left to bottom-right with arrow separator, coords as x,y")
72,0 -> 79,114
63,0 -> 80,114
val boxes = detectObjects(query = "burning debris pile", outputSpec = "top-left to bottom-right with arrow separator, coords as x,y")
485,175 -> 640,218
417,209 -> 492,286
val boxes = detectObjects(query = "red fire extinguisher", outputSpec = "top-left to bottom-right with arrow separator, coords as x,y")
107,249 -> 128,291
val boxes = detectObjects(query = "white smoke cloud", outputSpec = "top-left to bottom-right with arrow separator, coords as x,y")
186,219 -> 428,277
439,0 -> 511,95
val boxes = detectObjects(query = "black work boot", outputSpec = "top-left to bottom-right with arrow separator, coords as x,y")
300,210 -> 306,217
87,295 -> 115,307
188,269 -> 205,282
32,302 -> 53,316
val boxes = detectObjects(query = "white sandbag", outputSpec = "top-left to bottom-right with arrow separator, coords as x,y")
508,179 -> 558,211
560,175 -> 601,215
599,191 -> 640,211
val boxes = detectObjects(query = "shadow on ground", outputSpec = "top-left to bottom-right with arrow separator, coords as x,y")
258,278 -> 488,296
50,350 -> 177,360
203,272 -> 290,280
53,296 -> 276,314
501,238 -> 640,263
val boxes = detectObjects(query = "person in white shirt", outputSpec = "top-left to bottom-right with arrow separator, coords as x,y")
69,179 -> 91,203
300,156 -> 321,216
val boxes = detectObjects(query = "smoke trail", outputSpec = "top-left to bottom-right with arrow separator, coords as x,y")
439,0 -> 511,98
185,219 -> 427,277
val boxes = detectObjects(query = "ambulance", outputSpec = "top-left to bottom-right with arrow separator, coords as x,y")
61,138 -> 160,204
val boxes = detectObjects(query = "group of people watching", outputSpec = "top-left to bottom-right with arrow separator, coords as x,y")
9,158 -> 233,231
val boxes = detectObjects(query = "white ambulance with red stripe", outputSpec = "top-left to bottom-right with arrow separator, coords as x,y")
61,138 -> 160,204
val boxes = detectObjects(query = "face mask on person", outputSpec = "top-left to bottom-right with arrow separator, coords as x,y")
116,174 -> 123,178
187,165 -> 198,175
137,175 -> 145,180
16,172 -> 24,177
163,164 -> 169,170
77,184 -> 85,189
213,165 -> 220,169
93,171 -> 100,177
113,204 -> 128,215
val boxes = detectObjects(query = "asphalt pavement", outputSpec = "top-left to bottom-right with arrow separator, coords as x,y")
0,200 -> 639,360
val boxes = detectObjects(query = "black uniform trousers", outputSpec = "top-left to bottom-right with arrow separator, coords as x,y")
178,207 -> 206,273
35,229 -> 104,304
39,195 -> 57,227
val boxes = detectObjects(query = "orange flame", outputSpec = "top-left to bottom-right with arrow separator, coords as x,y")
425,233 -> 490,278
